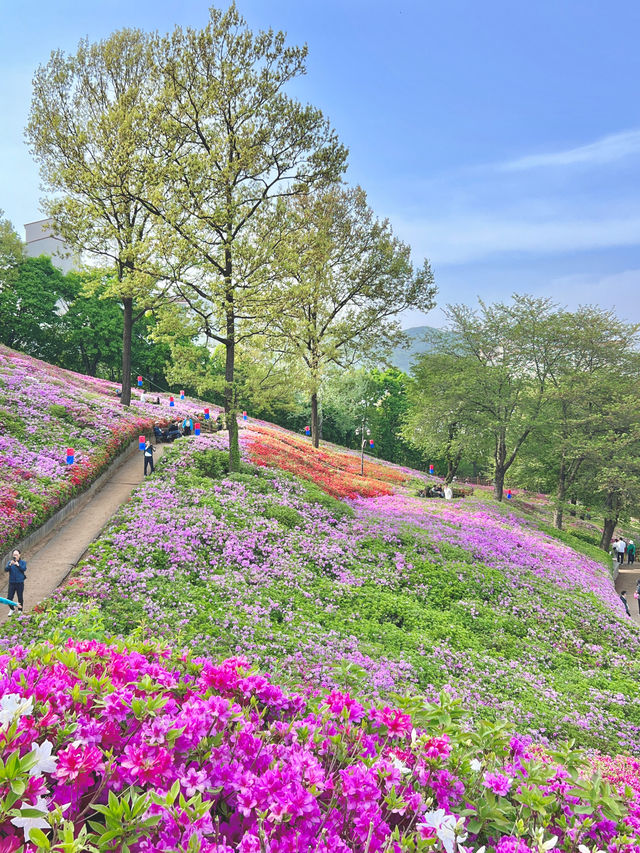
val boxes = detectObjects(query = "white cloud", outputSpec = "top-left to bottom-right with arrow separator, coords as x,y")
397,213 -> 640,265
550,269 -> 640,312
499,129 -> 640,172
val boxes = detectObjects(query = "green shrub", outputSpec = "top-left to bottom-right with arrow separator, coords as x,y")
303,483 -> 354,520
48,403 -> 72,421
263,503 -> 303,528
227,472 -> 274,493
0,408 -> 26,438
193,449 -> 230,479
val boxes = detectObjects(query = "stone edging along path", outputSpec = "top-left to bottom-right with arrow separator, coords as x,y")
0,439 -> 165,622
2,438 -> 139,567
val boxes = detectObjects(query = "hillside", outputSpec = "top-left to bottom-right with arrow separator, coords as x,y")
1,347 -> 640,852
6,423 -> 637,756
0,346 -> 217,550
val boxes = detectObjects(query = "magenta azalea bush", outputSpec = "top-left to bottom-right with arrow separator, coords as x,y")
0,638 -> 639,852
0,346 -> 215,549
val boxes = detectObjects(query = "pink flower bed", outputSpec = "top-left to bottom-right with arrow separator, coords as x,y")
0,346 -> 219,549
0,638 -> 639,852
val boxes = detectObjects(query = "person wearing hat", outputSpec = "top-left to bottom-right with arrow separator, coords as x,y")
4,549 -> 26,613
627,540 -> 636,565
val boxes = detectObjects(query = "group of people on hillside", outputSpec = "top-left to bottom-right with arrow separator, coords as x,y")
613,538 -> 640,618
154,417 -> 197,444
612,537 -> 636,564
144,413 -> 228,477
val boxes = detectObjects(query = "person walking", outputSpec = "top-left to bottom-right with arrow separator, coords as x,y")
182,417 -> 193,436
627,540 -> 636,565
635,578 -> 640,615
4,549 -> 26,613
616,538 -> 627,564
620,590 -> 631,616
143,440 -> 155,476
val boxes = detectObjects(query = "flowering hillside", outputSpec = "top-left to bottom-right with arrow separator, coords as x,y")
6,430 -> 640,760
3,358 -> 640,850
246,424 -> 409,498
0,346 -> 215,549
1,638 -> 639,852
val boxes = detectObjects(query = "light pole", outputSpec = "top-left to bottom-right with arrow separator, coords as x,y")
355,411 -> 371,475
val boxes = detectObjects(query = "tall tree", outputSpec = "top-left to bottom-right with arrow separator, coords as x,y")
0,256 -> 71,362
588,398 -> 640,550
0,212 -> 23,290
27,29 -> 166,405
403,352 -> 489,482
132,4 -> 347,470
431,296 -> 563,501
543,307 -> 640,529
271,185 -> 435,448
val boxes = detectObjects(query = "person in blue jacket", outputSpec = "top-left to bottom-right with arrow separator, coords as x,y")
5,549 -> 26,612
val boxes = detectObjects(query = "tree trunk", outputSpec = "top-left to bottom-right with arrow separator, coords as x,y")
311,391 -> 320,449
494,433 -> 506,501
600,517 -> 617,552
224,263 -> 240,472
553,456 -> 566,529
121,296 -> 133,407
599,491 -> 619,551
445,451 -> 462,484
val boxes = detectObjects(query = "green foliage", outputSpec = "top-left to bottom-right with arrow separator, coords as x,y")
0,256 -> 71,363
0,408 -> 26,439
48,403 -> 71,421
268,186 -> 435,448
302,482 -> 355,520
263,503 -> 303,529
192,449 -> 230,480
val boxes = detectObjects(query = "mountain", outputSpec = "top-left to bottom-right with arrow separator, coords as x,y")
388,325 -> 440,374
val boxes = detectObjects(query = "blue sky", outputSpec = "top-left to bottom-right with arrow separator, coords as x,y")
1,0 -> 640,327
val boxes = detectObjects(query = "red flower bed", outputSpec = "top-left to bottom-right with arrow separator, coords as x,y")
246,426 -> 408,499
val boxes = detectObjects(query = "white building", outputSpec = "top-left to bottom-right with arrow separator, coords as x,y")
24,218 -> 77,274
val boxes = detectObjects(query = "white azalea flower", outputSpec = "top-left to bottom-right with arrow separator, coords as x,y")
420,809 -> 458,853
29,739 -> 57,776
10,795 -> 50,841
470,758 -> 482,772
0,693 -> 34,728
391,755 -> 410,774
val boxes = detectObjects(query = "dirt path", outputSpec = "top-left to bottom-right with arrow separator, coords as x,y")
1,446 -> 164,623
614,560 -> 640,624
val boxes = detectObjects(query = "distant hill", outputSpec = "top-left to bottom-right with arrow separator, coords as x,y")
388,325 -> 440,374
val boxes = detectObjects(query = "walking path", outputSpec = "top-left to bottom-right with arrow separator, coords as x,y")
614,560 -> 640,625
1,446 -> 164,624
